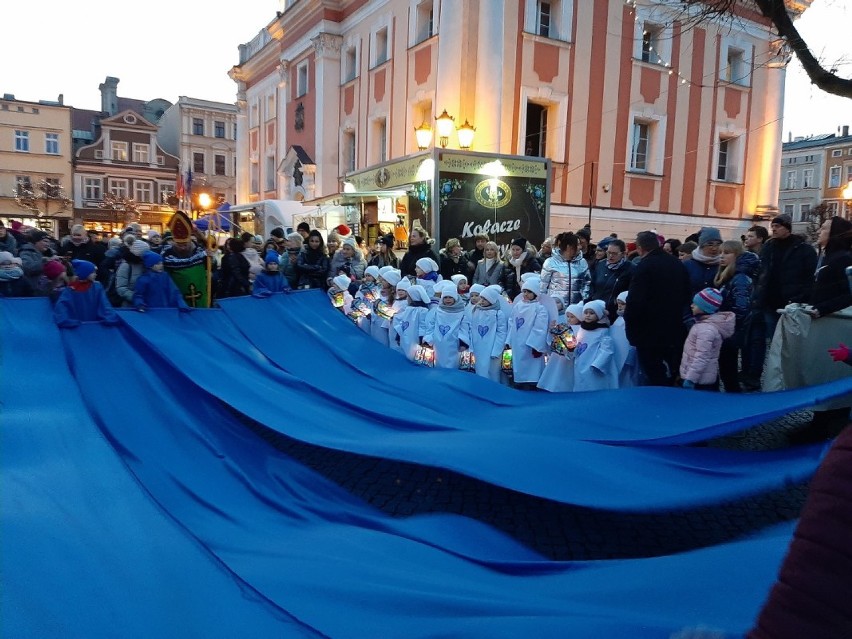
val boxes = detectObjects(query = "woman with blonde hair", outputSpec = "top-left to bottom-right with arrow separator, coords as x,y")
473,241 -> 503,287
715,239 -> 760,392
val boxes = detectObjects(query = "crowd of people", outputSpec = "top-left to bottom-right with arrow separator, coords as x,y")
1,214 -> 850,431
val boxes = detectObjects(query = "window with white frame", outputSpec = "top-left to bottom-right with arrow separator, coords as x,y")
133,143 -> 150,164
631,122 -> 650,172
538,1 -> 552,37
829,165 -> 841,188
524,0 -> 571,41
720,38 -> 753,87
800,203 -> 811,221
111,141 -> 128,161
827,202 -> 838,215
159,183 -> 172,203
342,130 -> 356,173
15,175 -> 32,195
374,27 -> 389,66
525,102 -> 549,157
783,204 -> 795,216
193,152 -> 205,174
344,44 -> 358,82
803,168 -> 813,188
109,179 -> 129,198
214,121 -> 225,138
414,0 -> 434,44
267,95 -> 275,120
215,154 -> 226,176
784,170 -> 797,190
831,149 -> 842,157
250,104 -> 259,128
83,177 -> 102,200
641,23 -> 663,63
192,118 -> 204,136
45,133 -> 59,154
135,181 -> 153,203
15,130 -> 29,152
296,61 -> 309,97
250,161 -> 259,194
265,155 -> 276,191
632,12 -> 671,65
372,118 -> 387,164
846,165 -> 852,184
716,132 -> 744,182
45,178 -> 60,196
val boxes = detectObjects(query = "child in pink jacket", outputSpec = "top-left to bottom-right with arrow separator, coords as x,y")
680,288 -> 735,390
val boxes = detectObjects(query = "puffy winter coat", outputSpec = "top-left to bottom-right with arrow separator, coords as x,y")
296,248 -> 330,289
679,311 -> 736,384
539,251 -> 590,307
718,251 -> 759,346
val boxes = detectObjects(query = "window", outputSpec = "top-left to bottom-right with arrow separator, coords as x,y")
250,162 -> 259,194
45,178 -> 60,196
267,95 -> 275,120
135,181 -> 153,203
250,104 -> 259,128
192,118 -> 204,136
214,121 -> 225,138
45,133 -> 59,154
215,154 -> 226,176
784,170 -> 797,190
83,177 -> 102,200
159,183 -> 172,203
538,2 -> 552,37
847,165 -> 852,183
109,179 -> 129,198
783,204 -> 795,216
375,28 -> 389,66
15,130 -> 29,152
641,24 -> 663,63
829,166 -> 841,188
720,38 -> 752,86
265,155 -> 276,191
372,118 -> 387,164
525,102 -> 548,157
799,203 -> 811,221
344,45 -> 358,82
193,152 -> 205,174
343,131 -> 356,172
630,122 -> 649,171
725,47 -> 746,84
803,168 -> 813,188
133,143 -> 150,163
831,149 -> 842,157
717,139 -> 731,181
827,202 -> 838,216
111,141 -> 128,161
296,61 -> 309,97
15,175 -> 32,195
415,0 -> 434,44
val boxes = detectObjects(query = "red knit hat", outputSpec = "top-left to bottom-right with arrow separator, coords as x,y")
43,260 -> 67,280
335,224 -> 351,237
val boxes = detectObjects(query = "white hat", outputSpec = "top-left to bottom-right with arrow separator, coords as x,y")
341,237 -> 358,251
365,265 -> 380,280
130,240 -> 149,256
396,278 -> 412,292
549,293 -> 565,309
450,274 -> 468,286
434,280 -> 455,296
440,288 -> 460,303
469,283 -> 485,296
378,265 -> 395,278
332,274 -> 351,291
616,291 -> 628,303
407,284 -> 431,304
382,270 -> 402,287
583,299 -> 606,321
521,276 -> 541,294
0,251 -> 13,264
520,272 -> 538,283
566,303 -> 584,321
415,257 -> 438,274
479,287 -> 501,306
147,230 -> 160,240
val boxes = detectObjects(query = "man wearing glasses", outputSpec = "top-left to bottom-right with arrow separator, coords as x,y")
588,239 -> 634,322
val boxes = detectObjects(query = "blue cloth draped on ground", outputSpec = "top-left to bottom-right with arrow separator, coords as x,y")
219,291 -> 852,446
117,304 -> 828,511
0,299 -> 323,638
0,299 -> 805,637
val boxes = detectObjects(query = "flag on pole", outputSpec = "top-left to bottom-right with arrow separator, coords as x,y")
185,170 -> 193,211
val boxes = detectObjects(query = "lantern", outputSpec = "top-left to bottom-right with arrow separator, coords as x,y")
330,291 -> 345,308
549,324 -> 577,356
458,350 -> 476,372
501,347 -> 513,377
414,344 -> 436,367
361,288 -> 378,303
374,299 -> 397,321
346,308 -> 363,324
351,298 -> 372,316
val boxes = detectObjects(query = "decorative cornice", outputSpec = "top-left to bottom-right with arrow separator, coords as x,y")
311,33 -> 343,58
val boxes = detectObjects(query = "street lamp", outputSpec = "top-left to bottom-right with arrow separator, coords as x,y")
198,192 -> 212,211
414,121 -> 432,151
435,109 -> 455,148
843,180 -> 852,217
457,119 -> 476,150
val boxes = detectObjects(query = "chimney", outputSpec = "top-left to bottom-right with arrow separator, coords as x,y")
58,94 -> 64,105
99,76 -> 119,115
843,125 -> 850,137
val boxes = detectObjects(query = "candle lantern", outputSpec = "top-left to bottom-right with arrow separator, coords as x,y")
330,291 -> 345,308
374,299 -> 397,321
414,344 -> 436,367
501,347 -> 513,377
550,324 -> 577,356
458,350 -> 476,372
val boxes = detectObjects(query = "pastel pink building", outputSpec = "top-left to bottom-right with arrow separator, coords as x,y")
230,0 -> 808,243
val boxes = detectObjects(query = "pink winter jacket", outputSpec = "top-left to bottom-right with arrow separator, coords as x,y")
679,311 -> 735,384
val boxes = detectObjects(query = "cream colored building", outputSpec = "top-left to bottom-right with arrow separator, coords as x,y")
230,0 -> 811,244
0,94 -> 73,236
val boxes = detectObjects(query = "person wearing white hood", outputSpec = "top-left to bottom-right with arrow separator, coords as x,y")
463,285 -> 508,382
506,276 -> 549,387
372,268 -> 401,346
393,283 -> 431,361
352,264 -> 381,334
537,297 -> 579,393
423,285 -> 467,369
573,299 -> 619,391
414,256 -> 442,300
387,277 -> 410,354
610,291 -> 639,387
328,273 -> 354,315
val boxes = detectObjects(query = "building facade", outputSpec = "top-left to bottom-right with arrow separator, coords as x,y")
823,131 -> 852,218
0,94 -> 74,236
157,97 -> 239,209
230,0 -> 810,244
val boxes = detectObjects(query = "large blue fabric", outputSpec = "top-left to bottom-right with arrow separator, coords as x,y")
1,296 -> 848,637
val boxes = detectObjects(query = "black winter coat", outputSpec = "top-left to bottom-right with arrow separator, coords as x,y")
296,248 -> 330,289
811,249 -> 852,316
500,253 -> 541,301
399,242 -> 440,278
624,248 -> 691,349
588,259 -> 634,320
754,235 -> 818,310
60,239 -> 106,266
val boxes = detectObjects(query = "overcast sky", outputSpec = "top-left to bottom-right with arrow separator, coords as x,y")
2,0 -> 848,140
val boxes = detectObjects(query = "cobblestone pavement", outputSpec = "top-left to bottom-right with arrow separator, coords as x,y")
244,404 -> 821,561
